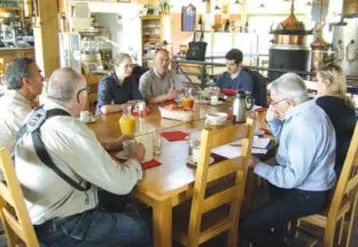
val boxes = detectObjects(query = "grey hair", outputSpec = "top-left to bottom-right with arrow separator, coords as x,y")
46,67 -> 85,104
269,73 -> 309,104
4,58 -> 34,89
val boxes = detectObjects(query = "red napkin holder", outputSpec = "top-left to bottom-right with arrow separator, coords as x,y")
161,131 -> 189,142
141,159 -> 161,170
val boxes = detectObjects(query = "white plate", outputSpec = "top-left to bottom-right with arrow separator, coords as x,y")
116,150 -> 130,160
187,156 -> 215,166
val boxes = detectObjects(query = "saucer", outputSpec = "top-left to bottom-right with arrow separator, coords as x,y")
116,150 -> 130,160
85,117 -> 97,124
187,156 -> 215,166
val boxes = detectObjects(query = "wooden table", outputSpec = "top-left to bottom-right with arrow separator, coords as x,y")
88,102 -> 266,247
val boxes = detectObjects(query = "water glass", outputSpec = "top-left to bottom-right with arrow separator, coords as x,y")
153,130 -> 162,156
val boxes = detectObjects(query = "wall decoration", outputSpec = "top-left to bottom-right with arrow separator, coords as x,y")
181,4 -> 196,32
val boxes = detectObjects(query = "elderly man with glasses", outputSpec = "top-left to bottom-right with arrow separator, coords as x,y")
13,67 -> 152,247
239,73 -> 336,247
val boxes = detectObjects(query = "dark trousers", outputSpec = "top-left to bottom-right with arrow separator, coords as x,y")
239,185 -> 331,247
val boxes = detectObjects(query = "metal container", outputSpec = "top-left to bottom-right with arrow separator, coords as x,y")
268,44 -> 311,81
232,91 -> 254,124
332,19 -> 358,77
343,0 -> 358,17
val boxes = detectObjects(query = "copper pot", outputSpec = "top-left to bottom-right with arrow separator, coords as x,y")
343,0 -> 358,16
273,34 -> 306,45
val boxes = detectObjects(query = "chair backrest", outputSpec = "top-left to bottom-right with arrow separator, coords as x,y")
327,121 -> 358,236
188,118 -> 255,246
0,148 -> 40,247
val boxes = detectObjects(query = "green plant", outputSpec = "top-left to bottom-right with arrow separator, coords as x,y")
159,0 -> 171,15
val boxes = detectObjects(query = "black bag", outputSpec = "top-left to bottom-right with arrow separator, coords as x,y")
186,31 -> 207,61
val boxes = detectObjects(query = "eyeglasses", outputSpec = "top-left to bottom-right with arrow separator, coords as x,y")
77,86 -> 89,103
270,98 -> 288,106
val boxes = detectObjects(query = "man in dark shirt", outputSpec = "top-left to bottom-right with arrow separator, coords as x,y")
215,48 -> 253,92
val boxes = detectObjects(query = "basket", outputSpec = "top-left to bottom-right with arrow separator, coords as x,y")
159,107 -> 194,122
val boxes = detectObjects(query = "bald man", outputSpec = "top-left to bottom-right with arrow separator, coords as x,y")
14,68 -> 151,247
139,48 -> 191,103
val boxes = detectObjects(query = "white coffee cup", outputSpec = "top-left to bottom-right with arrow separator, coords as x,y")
135,101 -> 146,112
192,146 -> 200,163
210,95 -> 219,105
123,140 -> 136,157
80,111 -> 91,122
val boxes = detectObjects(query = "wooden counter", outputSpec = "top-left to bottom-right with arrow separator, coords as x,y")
0,47 -> 35,66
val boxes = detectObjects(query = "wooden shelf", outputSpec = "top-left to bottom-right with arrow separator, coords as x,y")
141,15 -> 163,66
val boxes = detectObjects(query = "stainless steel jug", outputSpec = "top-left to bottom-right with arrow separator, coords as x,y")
232,90 -> 254,123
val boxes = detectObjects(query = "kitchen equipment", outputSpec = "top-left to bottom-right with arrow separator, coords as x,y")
232,91 -> 254,124
268,0 -> 312,81
331,18 -> 358,77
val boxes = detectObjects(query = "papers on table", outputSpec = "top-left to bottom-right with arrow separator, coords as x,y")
211,137 -> 271,159
161,138 -> 189,166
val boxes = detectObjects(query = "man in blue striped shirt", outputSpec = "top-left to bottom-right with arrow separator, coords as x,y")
240,73 -> 336,247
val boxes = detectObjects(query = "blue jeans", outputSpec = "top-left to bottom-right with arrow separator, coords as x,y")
35,207 -> 152,247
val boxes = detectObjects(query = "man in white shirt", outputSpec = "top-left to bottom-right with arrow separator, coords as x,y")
139,48 -> 189,103
0,58 -> 44,149
14,68 -> 152,247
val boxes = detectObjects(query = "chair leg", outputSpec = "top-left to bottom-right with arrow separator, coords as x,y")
338,215 -> 345,245
227,224 -> 239,247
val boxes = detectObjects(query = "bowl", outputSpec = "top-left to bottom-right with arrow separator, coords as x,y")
205,112 -> 228,126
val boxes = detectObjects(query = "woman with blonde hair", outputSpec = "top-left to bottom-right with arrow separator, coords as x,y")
316,63 -> 356,176
96,53 -> 143,115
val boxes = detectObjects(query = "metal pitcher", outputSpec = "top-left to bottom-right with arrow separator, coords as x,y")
232,90 -> 254,123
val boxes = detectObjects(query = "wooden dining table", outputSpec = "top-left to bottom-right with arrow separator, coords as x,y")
88,102 -> 268,247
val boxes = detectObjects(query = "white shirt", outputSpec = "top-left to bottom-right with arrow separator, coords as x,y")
0,90 -> 32,149
14,99 -> 143,225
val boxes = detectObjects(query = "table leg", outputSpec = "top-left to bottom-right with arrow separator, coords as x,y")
152,198 -> 172,247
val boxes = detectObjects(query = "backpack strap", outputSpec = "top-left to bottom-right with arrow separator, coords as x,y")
15,106 -> 92,192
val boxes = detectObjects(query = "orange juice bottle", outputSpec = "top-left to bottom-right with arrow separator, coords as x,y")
119,105 -> 136,135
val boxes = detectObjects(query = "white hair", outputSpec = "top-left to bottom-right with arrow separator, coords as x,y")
46,68 -> 85,105
269,73 -> 309,104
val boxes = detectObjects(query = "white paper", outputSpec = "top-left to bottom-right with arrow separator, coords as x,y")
231,136 -> 271,149
160,139 -> 189,166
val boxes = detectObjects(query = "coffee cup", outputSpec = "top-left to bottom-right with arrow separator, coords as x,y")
192,146 -> 200,163
210,95 -> 219,105
123,140 -> 136,157
134,101 -> 146,112
80,111 -> 92,122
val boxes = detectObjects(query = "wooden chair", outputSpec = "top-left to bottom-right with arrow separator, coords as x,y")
173,118 -> 255,247
0,148 -> 40,247
296,122 -> 358,247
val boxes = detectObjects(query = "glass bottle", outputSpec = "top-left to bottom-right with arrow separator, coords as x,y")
119,105 -> 136,135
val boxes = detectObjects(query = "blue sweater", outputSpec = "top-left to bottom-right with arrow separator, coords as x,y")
215,70 -> 253,92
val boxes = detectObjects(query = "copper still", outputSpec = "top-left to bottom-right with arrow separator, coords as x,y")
343,0 -> 358,18
268,0 -> 312,81
270,0 -> 312,45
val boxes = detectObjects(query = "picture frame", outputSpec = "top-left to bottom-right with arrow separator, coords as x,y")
181,4 -> 196,32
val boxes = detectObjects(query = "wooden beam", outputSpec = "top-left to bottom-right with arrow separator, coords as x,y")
33,0 -> 60,78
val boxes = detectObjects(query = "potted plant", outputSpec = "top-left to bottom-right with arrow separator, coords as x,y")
159,0 -> 171,15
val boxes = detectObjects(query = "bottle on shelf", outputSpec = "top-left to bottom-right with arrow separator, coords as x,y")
244,21 -> 249,33
224,19 -> 230,33
197,15 -> 203,31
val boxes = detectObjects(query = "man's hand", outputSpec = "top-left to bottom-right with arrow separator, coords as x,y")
166,89 -> 180,100
130,143 -> 146,162
248,156 -> 259,169
127,100 -> 140,106
102,135 -> 134,151
265,106 -> 281,122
